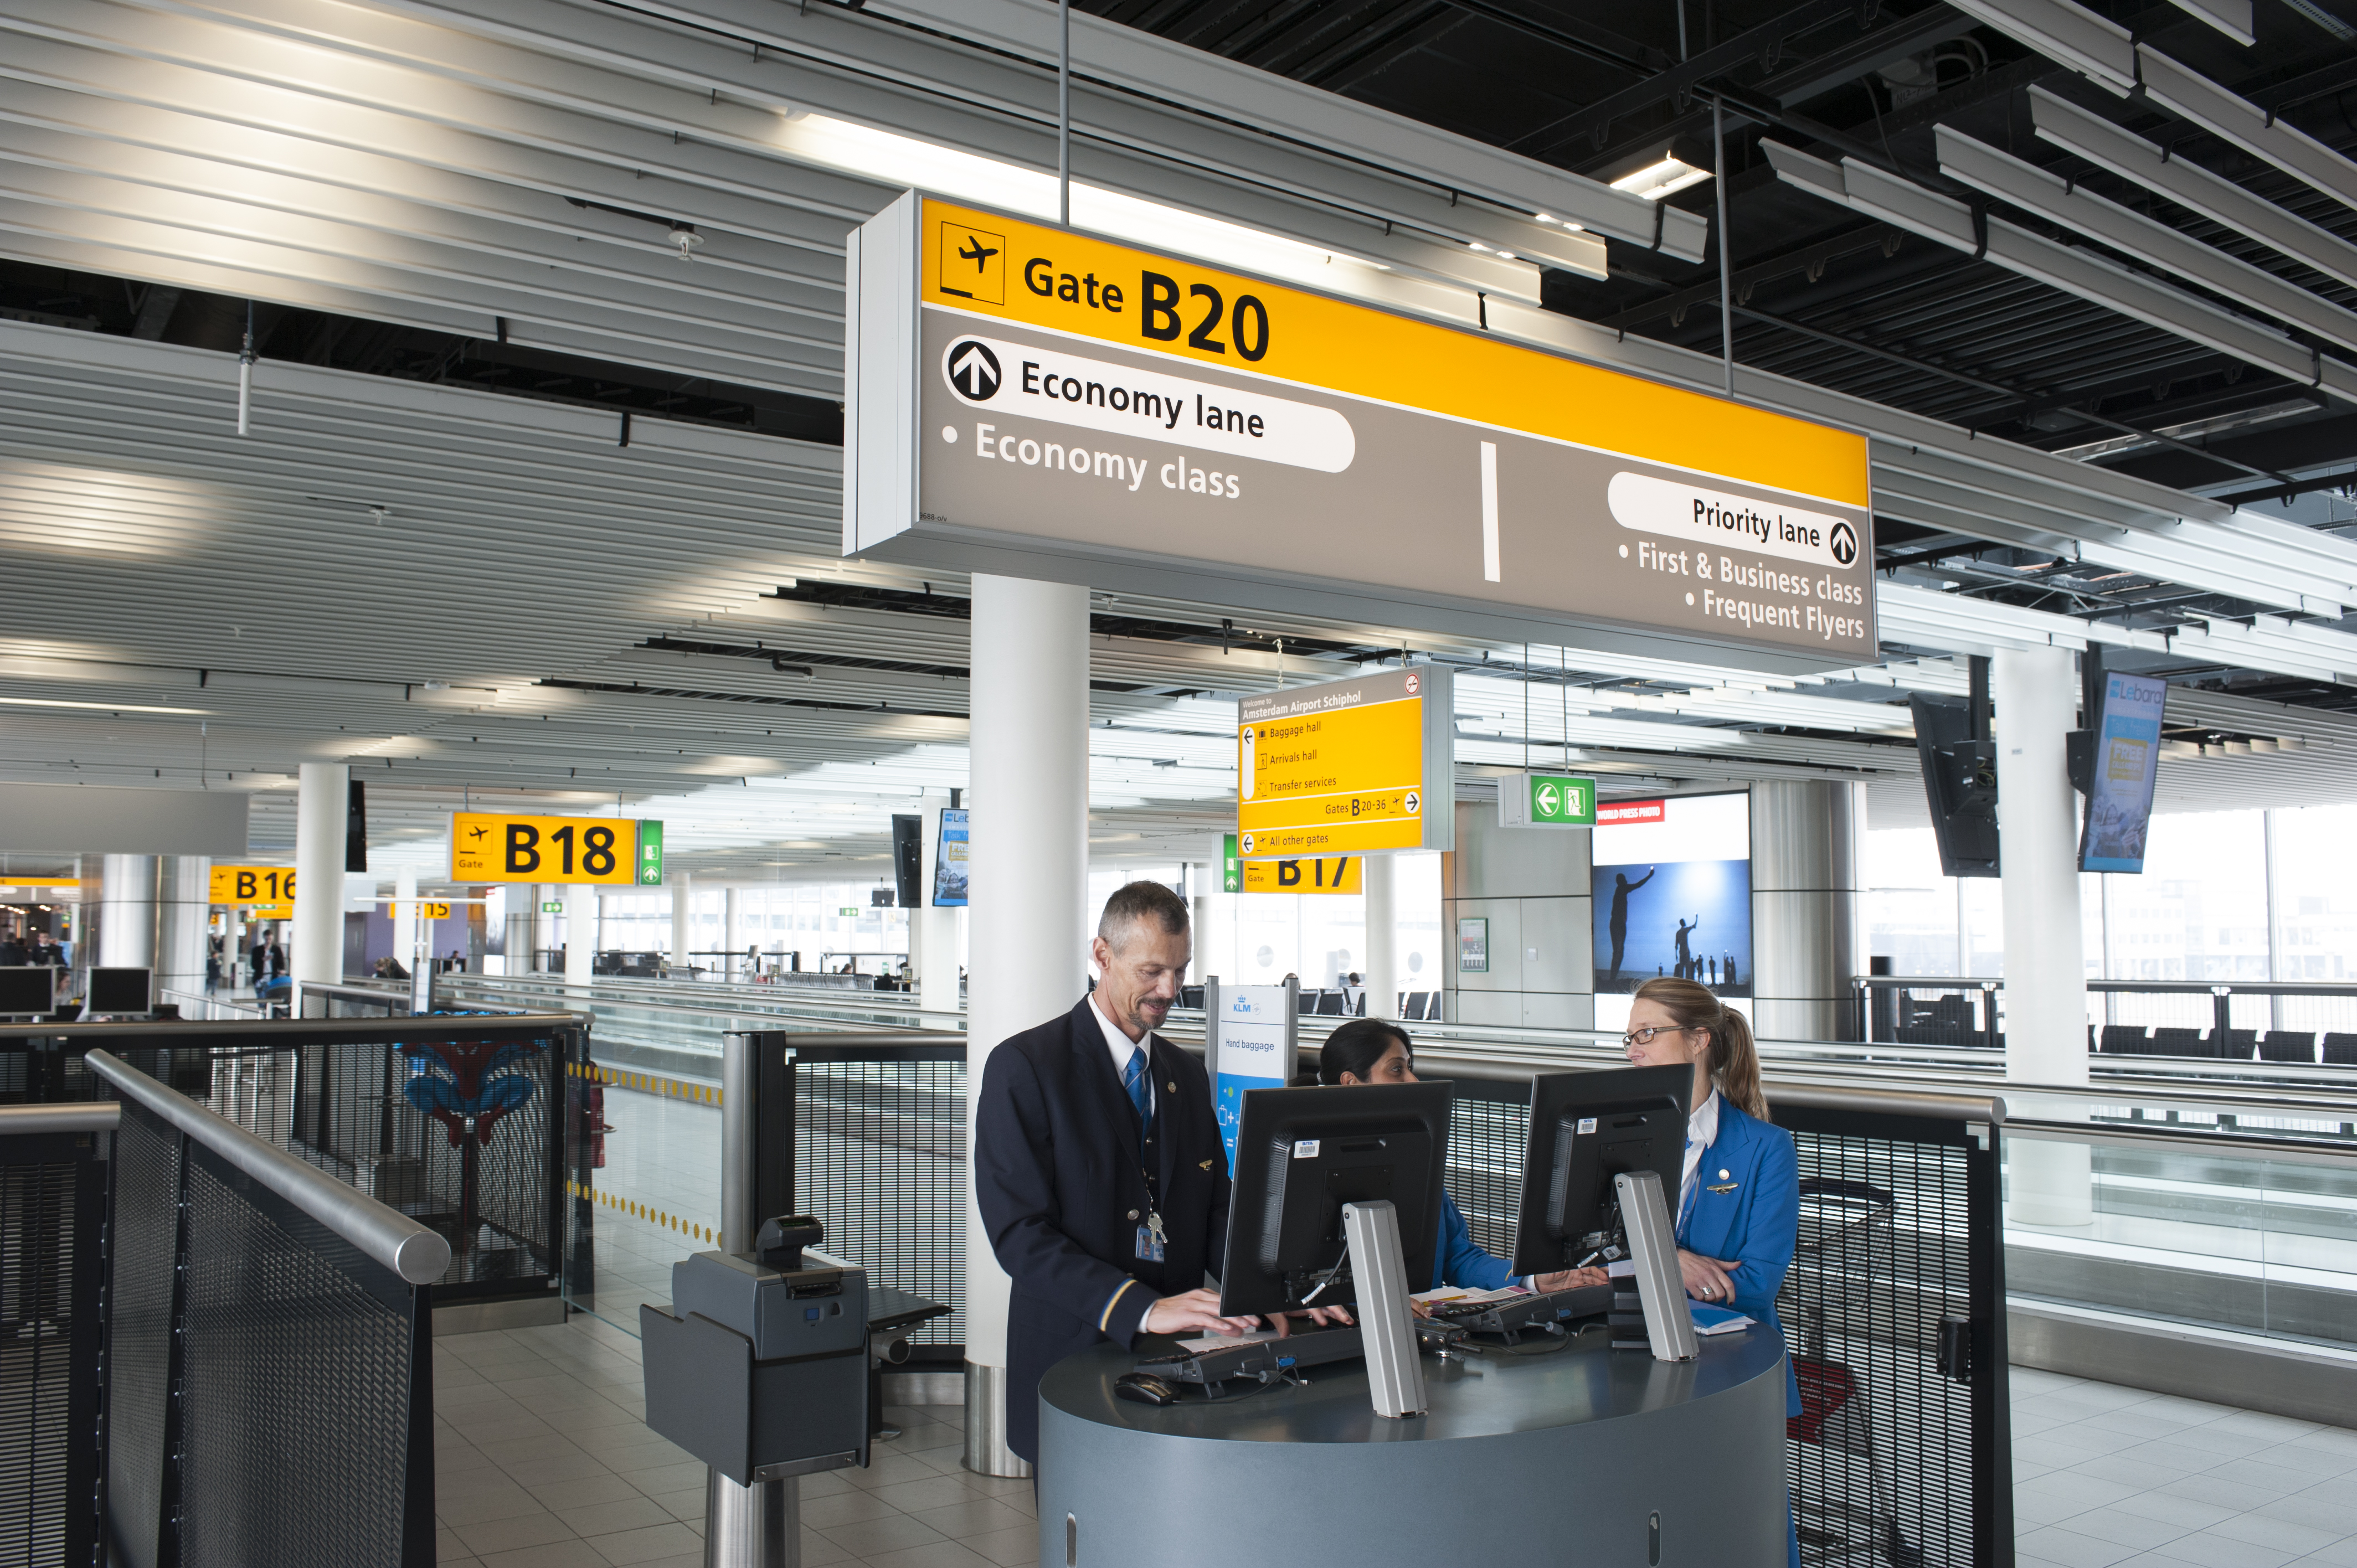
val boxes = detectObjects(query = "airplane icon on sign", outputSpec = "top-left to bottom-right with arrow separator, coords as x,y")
958,235 -> 999,271
467,825 -> 490,842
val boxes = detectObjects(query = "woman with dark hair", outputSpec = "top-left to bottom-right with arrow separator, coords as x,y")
1623,975 -> 1803,1568
1318,1017 -> 1599,1295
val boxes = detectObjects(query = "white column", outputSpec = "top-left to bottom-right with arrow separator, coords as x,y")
1362,853 -> 1399,1019
723,885 -> 740,982
292,762 -> 348,991
1748,780 -> 1863,1040
964,574 -> 1089,1477
567,888 -> 596,990
670,870 -> 692,976
97,853 -> 159,969
1189,864 -> 1213,985
393,865 -> 419,980
155,856 -> 211,1005
1994,645 -> 2092,1227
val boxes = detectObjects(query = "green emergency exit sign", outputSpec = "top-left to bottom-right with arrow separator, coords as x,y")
1499,772 -> 1596,828
1222,832 -> 1242,892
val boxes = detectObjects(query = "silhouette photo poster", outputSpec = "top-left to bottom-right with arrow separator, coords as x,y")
1589,792 -> 1752,1033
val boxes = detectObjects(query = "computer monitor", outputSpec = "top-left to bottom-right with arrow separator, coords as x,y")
1219,1081 -> 1452,1318
88,967 -> 153,1016
1509,1065 -> 1691,1278
0,966 -> 54,1018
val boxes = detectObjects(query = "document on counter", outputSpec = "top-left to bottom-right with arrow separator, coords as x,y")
1689,1304 -> 1756,1335
1411,1285 -> 1527,1308
1177,1330 -> 1282,1352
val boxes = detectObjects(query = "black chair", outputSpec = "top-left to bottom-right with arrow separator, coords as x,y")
2149,1027 -> 2205,1056
2212,1029 -> 2259,1060
1403,992 -> 1430,1021
1296,990 -> 1317,1015
1352,991 -> 1367,1017
1180,986 -> 1204,1009
2098,1025 -> 2150,1054
2323,1033 -> 2357,1065
1315,991 -> 1346,1016
2260,1031 -> 2318,1064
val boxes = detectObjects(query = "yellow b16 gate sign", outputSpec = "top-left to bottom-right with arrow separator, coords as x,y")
450,813 -> 659,885
209,865 -> 296,904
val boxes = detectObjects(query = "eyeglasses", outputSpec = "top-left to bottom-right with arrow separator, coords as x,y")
1620,1025 -> 1692,1048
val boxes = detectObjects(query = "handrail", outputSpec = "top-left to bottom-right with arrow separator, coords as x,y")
159,986 -> 266,1021
85,1049 -> 452,1285
0,1102 -> 120,1134
1856,974 -> 2357,997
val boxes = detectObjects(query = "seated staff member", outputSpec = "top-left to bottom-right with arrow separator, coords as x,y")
1319,1018 -> 1602,1295
1622,976 -> 1802,1568
973,882 -> 1332,1469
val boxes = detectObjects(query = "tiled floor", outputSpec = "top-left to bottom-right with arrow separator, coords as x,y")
433,1317 -> 1033,1568
2010,1365 -> 2357,1568
433,1314 -> 2357,1568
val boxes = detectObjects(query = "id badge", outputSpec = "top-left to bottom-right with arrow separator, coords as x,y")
1134,1224 -> 1166,1263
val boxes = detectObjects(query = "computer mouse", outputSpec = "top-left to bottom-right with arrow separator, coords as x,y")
1114,1371 -> 1181,1407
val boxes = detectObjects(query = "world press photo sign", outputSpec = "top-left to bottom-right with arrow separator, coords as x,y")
843,193 -> 1877,673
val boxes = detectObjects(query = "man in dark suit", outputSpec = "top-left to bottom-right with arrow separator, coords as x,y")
974,881 -> 1264,1466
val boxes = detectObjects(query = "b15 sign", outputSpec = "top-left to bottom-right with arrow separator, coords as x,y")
845,193 -> 1875,673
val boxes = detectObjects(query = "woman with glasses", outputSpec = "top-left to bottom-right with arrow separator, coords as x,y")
1623,974 -> 1803,1567
1318,1017 -> 1603,1295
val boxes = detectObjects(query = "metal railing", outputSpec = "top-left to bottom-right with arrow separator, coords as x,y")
1857,975 -> 2357,1061
0,1050 -> 451,1567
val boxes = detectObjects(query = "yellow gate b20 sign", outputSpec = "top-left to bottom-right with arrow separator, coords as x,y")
450,813 -> 654,885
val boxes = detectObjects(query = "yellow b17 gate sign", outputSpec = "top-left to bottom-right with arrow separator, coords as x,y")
449,813 -> 658,885
1241,856 -> 1363,894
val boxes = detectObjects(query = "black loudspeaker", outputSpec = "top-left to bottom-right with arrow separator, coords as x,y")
1908,656 -> 1999,878
345,778 -> 369,873
891,814 -> 922,909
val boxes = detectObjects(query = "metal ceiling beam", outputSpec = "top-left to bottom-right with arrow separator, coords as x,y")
1934,126 -> 2357,359
1764,141 -> 2357,405
836,0 -> 1698,255
2028,87 -> 2357,297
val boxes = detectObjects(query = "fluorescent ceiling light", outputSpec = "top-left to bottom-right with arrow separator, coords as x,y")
1610,158 -> 1713,201
0,696 -> 209,714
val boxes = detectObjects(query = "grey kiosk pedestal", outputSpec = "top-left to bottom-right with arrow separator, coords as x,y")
1039,1324 -> 1790,1567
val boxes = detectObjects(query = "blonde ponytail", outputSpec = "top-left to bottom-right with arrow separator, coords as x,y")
1632,976 -> 1769,1122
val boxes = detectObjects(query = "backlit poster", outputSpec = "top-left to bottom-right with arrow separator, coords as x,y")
2080,672 -> 2167,874
1591,792 -> 1752,1033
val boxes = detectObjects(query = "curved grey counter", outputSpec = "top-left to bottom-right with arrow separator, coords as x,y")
1039,1324 -> 1789,1567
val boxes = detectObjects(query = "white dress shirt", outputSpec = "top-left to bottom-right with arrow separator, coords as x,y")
1090,992 -> 1155,1124
1679,1089 -> 1721,1230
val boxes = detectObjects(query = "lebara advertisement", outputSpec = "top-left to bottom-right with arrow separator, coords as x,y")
2081,672 -> 2168,874
1590,792 -> 1753,1034
932,809 -> 970,906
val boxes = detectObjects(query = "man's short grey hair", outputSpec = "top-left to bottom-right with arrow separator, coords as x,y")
1098,880 -> 1190,950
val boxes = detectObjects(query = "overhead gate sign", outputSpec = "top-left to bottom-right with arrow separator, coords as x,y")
845,193 -> 1875,673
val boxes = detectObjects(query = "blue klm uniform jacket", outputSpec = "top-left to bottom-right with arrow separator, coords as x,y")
1678,1097 -> 1802,1421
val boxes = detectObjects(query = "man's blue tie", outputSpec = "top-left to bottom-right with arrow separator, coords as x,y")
1122,1045 -> 1151,1130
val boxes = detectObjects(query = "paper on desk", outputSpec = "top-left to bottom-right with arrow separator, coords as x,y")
1689,1304 -> 1755,1335
1410,1285 -> 1526,1307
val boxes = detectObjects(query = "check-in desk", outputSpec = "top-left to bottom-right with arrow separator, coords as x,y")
1039,1324 -> 1789,1567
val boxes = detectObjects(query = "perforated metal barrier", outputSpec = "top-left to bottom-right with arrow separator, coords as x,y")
790,1043 -> 967,1350
0,1127 -> 104,1568
106,1095 -> 434,1568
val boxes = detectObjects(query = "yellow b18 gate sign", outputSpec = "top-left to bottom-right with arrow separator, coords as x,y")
449,813 -> 661,885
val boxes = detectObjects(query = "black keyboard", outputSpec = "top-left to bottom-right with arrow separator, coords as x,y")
1134,1325 -> 1366,1385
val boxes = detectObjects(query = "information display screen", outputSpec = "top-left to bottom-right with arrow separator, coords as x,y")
933,809 -> 969,907
1590,792 -> 1753,1033
2080,672 -> 2168,874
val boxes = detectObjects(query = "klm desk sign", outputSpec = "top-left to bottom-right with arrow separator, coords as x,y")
845,193 -> 1875,676
1202,979 -> 1297,1175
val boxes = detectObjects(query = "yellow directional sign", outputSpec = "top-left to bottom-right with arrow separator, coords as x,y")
451,813 -> 649,885
846,194 -> 1876,672
246,903 -> 292,921
398,902 -> 452,920
209,865 -> 297,904
1237,666 -> 1453,859
1241,856 -> 1363,894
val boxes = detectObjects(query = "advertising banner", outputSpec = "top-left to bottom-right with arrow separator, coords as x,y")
1590,792 -> 1753,1031
2081,672 -> 2168,874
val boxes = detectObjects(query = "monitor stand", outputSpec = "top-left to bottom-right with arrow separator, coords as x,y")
1612,1169 -> 1700,1363
1338,1198 -> 1427,1418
